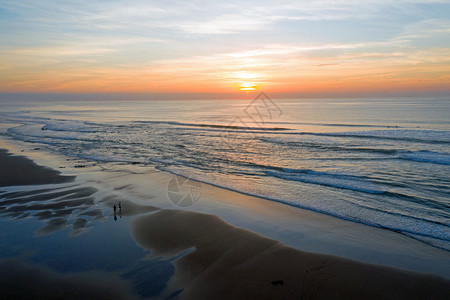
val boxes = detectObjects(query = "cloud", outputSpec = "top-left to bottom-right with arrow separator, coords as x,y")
9,46 -> 115,57
0,0 -> 438,39
394,19 -> 450,41
164,14 -> 269,34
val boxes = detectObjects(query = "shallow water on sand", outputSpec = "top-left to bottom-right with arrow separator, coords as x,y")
0,170 -> 177,299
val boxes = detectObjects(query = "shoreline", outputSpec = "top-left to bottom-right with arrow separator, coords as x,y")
158,166 -> 450,252
0,140 -> 449,298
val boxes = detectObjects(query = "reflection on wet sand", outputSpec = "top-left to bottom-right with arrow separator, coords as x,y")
0,184 -> 159,236
0,185 -> 99,236
0,147 -> 158,236
0,258 -> 140,300
102,195 -> 157,218
0,148 -> 101,236
0,148 -> 163,299
71,217 -> 89,236
122,259 -> 175,298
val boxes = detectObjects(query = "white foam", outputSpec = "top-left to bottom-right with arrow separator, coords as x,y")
42,120 -> 97,132
267,170 -> 385,194
327,129 -> 450,143
401,151 -> 450,165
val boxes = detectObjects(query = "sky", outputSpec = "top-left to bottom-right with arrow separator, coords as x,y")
0,0 -> 449,98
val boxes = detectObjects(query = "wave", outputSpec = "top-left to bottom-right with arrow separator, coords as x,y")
261,137 -> 450,165
259,137 -> 401,154
158,123 -> 450,144
264,121 -> 403,128
319,129 -> 450,144
264,168 -> 447,209
306,145 -> 400,155
267,169 -> 385,194
30,119 -> 450,146
160,125 -> 450,145
133,120 -> 291,131
400,151 -> 450,165
143,123 -> 448,144
9,121 -> 450,168
41,120 -> 98,133
160,159 -> 447,211
241,129 -> 450,145
7,126 -> 97,143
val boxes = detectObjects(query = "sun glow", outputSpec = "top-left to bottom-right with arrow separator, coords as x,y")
231,71 -> 261,92
233,71 -> 259,80
239,82 -> 258,92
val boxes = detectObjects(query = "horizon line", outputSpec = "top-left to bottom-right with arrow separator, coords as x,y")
1,90 -> 449,101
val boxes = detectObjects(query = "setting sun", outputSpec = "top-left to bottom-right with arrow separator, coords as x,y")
239,82 -> 258,92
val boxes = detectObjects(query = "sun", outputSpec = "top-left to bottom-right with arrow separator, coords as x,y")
229,71 -> 261,92
239,82 -> 258,92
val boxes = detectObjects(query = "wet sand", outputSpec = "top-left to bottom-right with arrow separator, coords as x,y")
131,209 -> 449,299
0,147 -> 449,299
0,148 -> 74,187
0,258 -> 139,300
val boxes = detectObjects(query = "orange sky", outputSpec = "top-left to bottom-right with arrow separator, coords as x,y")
1,1 -> 449,98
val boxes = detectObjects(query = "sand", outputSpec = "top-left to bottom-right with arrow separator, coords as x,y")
0,148 -> 74,187
131,209 -> 450,300
0,147 -> 449,299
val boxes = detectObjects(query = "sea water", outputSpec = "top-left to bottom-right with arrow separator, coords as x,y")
1,96 -> 449,250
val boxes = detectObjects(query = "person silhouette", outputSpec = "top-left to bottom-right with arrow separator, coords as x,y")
113,205 -> 117,221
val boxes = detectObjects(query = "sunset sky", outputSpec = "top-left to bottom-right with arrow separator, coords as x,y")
1,0 -> 449,98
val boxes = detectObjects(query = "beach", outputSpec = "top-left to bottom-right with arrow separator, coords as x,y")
2,0 -> 450,298
1,137 -> 449,299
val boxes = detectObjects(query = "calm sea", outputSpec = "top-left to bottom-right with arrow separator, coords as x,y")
1,96 -> 449,250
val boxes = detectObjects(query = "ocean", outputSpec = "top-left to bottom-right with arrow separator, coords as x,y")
1,95 -> 449,250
